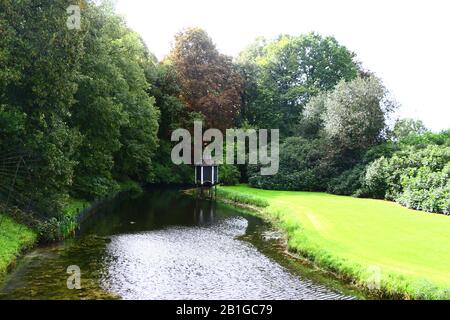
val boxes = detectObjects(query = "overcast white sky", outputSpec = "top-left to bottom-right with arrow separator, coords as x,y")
115,0 -> 450,131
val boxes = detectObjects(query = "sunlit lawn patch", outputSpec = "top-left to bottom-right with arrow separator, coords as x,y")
220,185 -> 450,299
0,214 -> 36,278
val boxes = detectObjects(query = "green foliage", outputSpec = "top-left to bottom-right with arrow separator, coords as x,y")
118,180 -> 144,194
398,128 -> 450,147
322,76 -> 396,152
147,61 -> 199,185
62,198 -> 89,218
238,33 -> 359,136
147,63 -> 186,140
327,165 -> 366,196
111,31 -> 160,183
249,137 -> 328,191
37,198 -> 88,243
364,157 -> 390,199
219,165 -> 241,186
248,74 -> 404,207
327,142 -> 399,197
0,1 -> 162,225
298,93 -> 327,137
393,118 -> 427,141
397,164 -> 449,214
0,0 -> 85,213
70,3 -> 159,199
364,144 -> 450,214
36,217 -> 63,243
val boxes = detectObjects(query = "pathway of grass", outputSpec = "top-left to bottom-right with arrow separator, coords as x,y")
220,185 -> 450,299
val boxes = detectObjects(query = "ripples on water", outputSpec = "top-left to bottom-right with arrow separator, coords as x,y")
101,216 -> 348,300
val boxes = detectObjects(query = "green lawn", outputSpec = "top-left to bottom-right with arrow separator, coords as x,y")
220,185 -> 450,299
0,214 -> 37,278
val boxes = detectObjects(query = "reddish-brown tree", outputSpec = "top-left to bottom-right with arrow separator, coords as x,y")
167,28 -> 243,131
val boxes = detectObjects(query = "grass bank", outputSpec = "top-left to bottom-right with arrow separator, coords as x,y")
0,214 -> 37,280
218,185 -> 450,299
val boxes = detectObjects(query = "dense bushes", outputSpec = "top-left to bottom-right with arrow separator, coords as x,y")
364,145 -> 450,214
397,165 -> 449,214
327,165 -> 366,196
327,138 -> 450,215
249,137 -> 328,191
219,165 -> 241,186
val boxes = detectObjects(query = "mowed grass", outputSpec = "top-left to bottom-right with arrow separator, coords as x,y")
0,214 -> 37,278
220,185 -> 450,299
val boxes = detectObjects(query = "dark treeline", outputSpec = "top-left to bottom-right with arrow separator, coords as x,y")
0,0 -> 448,229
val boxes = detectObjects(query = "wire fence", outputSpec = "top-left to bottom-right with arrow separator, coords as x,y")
0,149 -> 47,229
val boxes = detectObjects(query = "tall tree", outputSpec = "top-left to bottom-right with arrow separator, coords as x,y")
111,31 -> 160,182
323,76 -> 396,152
146,61 -> 209,184
0,0 -> 85,213
393,118 -> 427,141
167,28 -> 243,131
70,2 -> 160,199
238,33 -> 360,135
70,2 -> 128,199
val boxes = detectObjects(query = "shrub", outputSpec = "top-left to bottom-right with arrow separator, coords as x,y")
364,157 -> 390,199
219,165 -> 241,186
248,137 -> 329,191
152,141 -> 194,184
397,164 -> 450,214
399,129 -> 450,147
73,175 -> 120,201
363,145 -> 450,214
327,164 -> 366,196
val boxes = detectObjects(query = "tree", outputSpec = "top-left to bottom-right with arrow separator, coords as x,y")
393,118 -> 427,141
111,32 -> 160,183
238,33 -> 360,135
323,76 -> 396,152
0,0 -> 85,213
167,28 -> 243,131
70,2 -> 159,199
299,92 -> 327,137
147,62 -> 188,140
70,2 -> 128,199
146,62 -> 195,184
